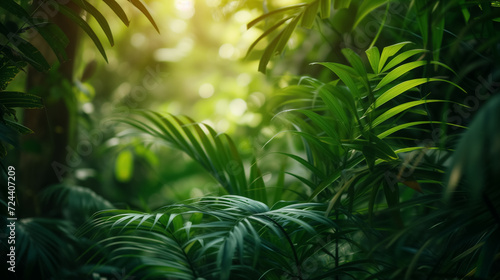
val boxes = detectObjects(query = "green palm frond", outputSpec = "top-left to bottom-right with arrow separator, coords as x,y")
81,195 -> 343,280
12,218 -> 77,279
116,110 -> 268,202
246,0 -> 389,73
0,0 -> 157,68
40,183 -> 114,224
273,42 -> 465,206
0,0 -> 159,158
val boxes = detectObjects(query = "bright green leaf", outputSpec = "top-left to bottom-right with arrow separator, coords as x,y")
115,149 -> 134,182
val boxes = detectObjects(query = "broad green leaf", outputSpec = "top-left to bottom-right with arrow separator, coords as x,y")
342,48 -> 367,79
374,78 -> 465,109
319,0 -> 331,19
58,4 -> 108,62
334,0 -> 351,9
376,60 -> 457,90
275,15 -> 302,55
372,100 -> 445,128
378,41 -> 413,73
301,0 -> 320,29
382,49 -> 427,73
376,61 -> 426,90
342,48 -> 369,91
365,46 -> 380,74
129,0 -> 159,33
313,62 -> 360,97
0,91 -> 43,108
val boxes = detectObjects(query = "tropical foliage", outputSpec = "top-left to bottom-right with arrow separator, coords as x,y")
1,0 -> 499,279
0,0 -> 158,157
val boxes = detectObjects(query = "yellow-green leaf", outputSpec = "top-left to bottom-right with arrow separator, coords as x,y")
115,150 -> 134,182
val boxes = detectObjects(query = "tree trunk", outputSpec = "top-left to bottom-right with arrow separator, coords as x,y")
19,0 -> 80,217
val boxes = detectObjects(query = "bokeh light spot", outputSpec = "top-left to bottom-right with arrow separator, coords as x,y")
175,0 -> 195,18
82,102 -> 94,114
206,0 -> 221,7
219,43 -> 235,59
199,83 -> 215,98
229,98 -> 247,117
233,10 -> 252,24
154,37 -> 193,62
131,33 -> 146,48
170,19 -> 187,33
237,73 -> 251,87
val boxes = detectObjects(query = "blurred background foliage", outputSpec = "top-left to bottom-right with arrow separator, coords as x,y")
68,0 -> 293,208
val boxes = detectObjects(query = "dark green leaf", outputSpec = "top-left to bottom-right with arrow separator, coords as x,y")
103,0 -> 130,26
275,15 -> 301,55
72,0 -> 114,46
247,4 -> 306,29
319,0 -> 331,19
0,91 -> 43,108
0,22 -> 50,71
301,0 -> 319,29
365,46 -> 380,74
129,0 -> 160,33
58,4 -> 108,62
5,118 -> 34,134
354,0 -> 388,28
258,29 -> 283,73
246,16 -> 293,58
334,0 -> 351,9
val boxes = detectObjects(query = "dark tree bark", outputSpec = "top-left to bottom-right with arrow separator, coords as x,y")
19,0 -> 80,216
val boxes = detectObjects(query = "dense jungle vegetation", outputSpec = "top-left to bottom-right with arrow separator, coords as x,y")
1,0 -> 500,279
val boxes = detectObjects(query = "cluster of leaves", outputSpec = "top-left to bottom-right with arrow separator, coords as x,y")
77,0 -> 500,278
0,0 -> 158,158
78,41 -> 498,279
246,0 -> 391,73
79,196 -> 343,280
